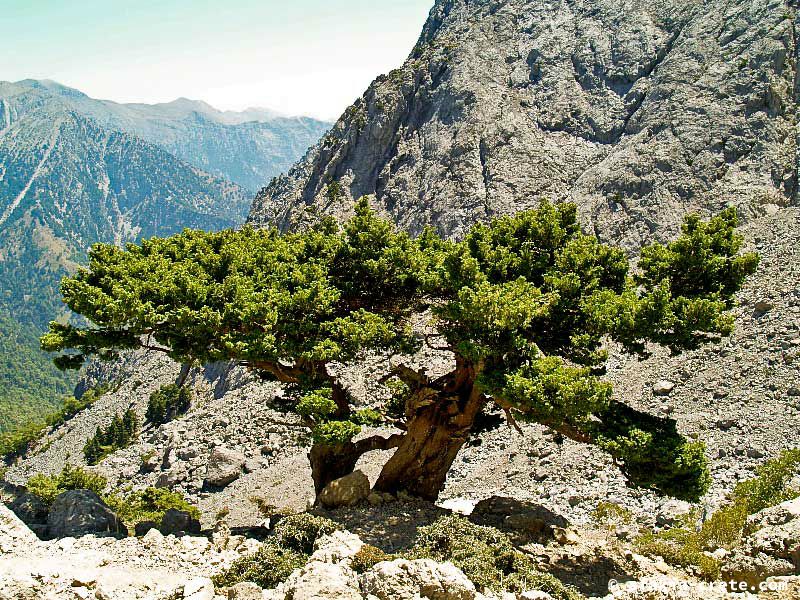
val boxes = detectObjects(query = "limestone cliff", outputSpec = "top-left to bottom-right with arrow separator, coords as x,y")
249,0 -> 797,249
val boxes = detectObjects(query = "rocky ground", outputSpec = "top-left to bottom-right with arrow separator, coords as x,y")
3,492 -> 800,599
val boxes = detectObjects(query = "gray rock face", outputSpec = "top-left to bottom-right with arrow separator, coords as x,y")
250,0 -> 796,251
8,492 -> 48,528
46,490 -> 124,539
204,447 -> 246,487
160,509 -> 201,536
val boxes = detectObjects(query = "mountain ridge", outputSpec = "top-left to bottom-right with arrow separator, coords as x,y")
249,0 -> 795,250
0,85 -> 253,431
1,80 -> 332,192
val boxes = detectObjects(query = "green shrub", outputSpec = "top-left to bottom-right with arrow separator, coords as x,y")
105,487 -> 200,528
408,515 -> 581,599
212,513 -> 339,589
273,513 -> 339,554
212,545 -> 306,589
592,501 -> 634,526
146,385 -> 192,425
351,544 -> 392,572
83,408 -> 139,465
0,421 -> 46,459
635,449 -> 800,580
27,464 -> 107,505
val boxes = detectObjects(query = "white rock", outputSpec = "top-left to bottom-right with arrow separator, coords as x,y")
360,558 -> 478,600
183,577 -> 215,600
310,531 -> 364,565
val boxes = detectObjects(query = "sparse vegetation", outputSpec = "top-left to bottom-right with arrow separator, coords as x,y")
408,514 -> 581,599
27,464 -> 108,505
635,449 -> 800,580
0,385 -> 108,460
351,544 -> 392,572
212,513 -> 339,588
83,408 -> 139,465
146,384 -> 192,425
592,501 -> 634,526
105,487 -> 200,532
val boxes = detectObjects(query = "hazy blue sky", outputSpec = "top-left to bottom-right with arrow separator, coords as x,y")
1,0 -> 434,119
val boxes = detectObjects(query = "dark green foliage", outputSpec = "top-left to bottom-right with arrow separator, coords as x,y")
635,449 -> 800,580
146,384 -> 192,425
212,545 -> 306,589
272,513 -> 340,554
27,464 -> 108,505
409,515 -> 581,599
83,409 -> 139,465
0,316 -> 75,434
212,513 -> 338,588
105,487 -> 200,530
0,421 -> 49,460
351,544 -> 392,572
43,198 -> 757,502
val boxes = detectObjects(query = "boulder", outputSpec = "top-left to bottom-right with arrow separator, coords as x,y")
360,558 -> 479,600
652,380 -> 676,396
160,509 -> 201,535
204,447 -> 246,487
310,531 -> 365,565
0,503 -> 38,552
471,496 -> 569,532
8,492 -> 49,527
228,582 -> 263,600
46,490 -> 124,539
134,520 -> 159,536
656,499 -> 692,527
182,577 -> 215,600
317,470 -> 370,508
754,300 -> 774,315
721,550 -> 795,590
743,498 -> 800,566
277,561 -> 362,599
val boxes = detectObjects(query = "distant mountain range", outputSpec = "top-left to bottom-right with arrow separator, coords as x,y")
2,80 -> 331,192
0,80 -> 330,432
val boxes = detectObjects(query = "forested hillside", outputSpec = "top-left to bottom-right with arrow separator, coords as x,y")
0,95 -> 251,432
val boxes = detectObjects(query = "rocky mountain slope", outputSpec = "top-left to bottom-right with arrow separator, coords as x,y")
2,80 -> 332,192
250,0 -> 796,250
0,88 -> 251,431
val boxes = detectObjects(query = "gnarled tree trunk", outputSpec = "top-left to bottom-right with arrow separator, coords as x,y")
373,362 -> 486,500
309,432 -> 405,496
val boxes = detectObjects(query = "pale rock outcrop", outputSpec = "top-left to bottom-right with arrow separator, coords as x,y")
0,503 -> 38,553
360,558 -> 480,600
317,470 -> 371,508
250,0 -> 797,253
205,447 -> 247,487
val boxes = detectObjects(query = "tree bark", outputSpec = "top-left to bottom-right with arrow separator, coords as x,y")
308,433 -> 405,496
373,361 -> 486,500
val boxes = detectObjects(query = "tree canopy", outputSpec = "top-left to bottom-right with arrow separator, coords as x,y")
43,198 -> 758,501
